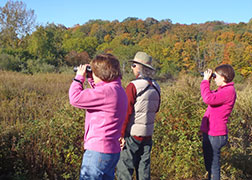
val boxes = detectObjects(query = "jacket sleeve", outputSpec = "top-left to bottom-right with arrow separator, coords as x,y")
69,75 -> 105,109
200,80 -> 230,106
121,83 -> 137,137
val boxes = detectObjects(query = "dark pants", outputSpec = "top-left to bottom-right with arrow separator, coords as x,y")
203,133 -> 228,180
116,136 -> 152,180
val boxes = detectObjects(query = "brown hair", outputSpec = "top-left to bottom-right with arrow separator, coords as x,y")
215,64 -> 235,83
90,53 -> 122,82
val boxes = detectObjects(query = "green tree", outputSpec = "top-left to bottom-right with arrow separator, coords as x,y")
63,35 -> 98,58
27,24 -> 66,66
0,0 -> 36,48
89,20 -> 113,44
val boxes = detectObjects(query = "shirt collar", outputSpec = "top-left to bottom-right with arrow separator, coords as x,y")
219,82 -> 234,89
94,77 -> 121,87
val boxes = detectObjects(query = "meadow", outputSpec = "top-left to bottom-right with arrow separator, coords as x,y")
0,70 -> 251,180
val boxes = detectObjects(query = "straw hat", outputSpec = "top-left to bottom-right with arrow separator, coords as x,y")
129,52 -> 155,70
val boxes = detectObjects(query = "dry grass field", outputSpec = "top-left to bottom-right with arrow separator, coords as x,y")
0,71 -> 251,180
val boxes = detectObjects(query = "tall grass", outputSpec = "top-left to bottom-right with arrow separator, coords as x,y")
0,71 -> 251,180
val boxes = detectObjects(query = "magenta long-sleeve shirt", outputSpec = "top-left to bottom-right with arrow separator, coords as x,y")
69,75 -> 128,153
200,80 -> 236,136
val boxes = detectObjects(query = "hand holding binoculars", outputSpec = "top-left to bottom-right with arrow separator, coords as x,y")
200,72 -> 216,78
73,66 -> 92,73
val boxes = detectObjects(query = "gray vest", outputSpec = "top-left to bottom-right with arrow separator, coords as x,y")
127,78 -> 160,136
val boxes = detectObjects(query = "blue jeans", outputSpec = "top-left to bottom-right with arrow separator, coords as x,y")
203,133 -> 228,180
116,136 -> 152,180
79,150 -> 120,180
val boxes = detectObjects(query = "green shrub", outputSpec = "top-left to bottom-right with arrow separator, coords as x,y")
20,59 -> 55,74
0,53 -> 21,71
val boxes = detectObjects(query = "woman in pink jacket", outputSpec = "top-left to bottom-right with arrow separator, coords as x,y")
201,64 -> 236,180
69,53 -> 128,180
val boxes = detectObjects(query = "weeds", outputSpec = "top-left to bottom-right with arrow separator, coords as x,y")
0,71 -> 251,179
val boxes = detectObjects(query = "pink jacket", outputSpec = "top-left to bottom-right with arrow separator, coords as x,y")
69,75 -> 128,153
200,80 -> 236,136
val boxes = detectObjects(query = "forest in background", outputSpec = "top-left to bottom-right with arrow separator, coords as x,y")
1,1 -> 252,80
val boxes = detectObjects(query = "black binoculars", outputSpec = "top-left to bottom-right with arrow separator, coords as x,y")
200,72 -> 216,78
73,66 -> 92,73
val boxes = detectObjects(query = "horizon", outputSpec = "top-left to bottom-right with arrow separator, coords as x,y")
1,0 -> 252,28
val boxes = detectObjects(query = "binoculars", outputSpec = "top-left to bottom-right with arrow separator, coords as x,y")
200,72 -> 216,78
73,66 -> 92,73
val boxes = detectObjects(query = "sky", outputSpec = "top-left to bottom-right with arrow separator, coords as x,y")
1,0 -> 252,28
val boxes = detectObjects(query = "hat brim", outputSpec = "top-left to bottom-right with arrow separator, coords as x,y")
129,60 -> 155,70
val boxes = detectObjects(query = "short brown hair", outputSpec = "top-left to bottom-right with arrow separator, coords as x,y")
90,53 -> 122,82
215,64 -> 235,83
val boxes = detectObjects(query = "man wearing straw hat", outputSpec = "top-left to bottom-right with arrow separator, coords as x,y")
116,52 -> 161,180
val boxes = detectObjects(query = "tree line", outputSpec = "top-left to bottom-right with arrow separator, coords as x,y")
1,0 -> 252,79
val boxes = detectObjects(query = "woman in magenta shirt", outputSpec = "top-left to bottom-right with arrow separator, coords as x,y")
201,64 -> 236,180
69,54 -> 128,180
